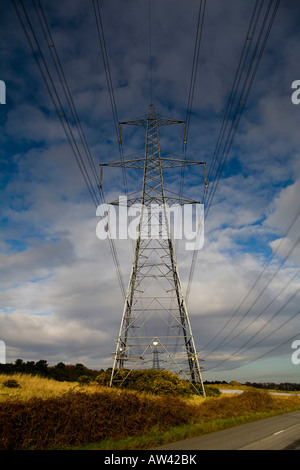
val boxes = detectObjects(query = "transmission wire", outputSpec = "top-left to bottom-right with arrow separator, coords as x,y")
13,0 -> 126,299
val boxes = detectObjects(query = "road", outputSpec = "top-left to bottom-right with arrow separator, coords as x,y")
154,410 -> 300,450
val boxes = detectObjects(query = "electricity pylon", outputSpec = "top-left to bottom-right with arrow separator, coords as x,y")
100,104 -> 208,396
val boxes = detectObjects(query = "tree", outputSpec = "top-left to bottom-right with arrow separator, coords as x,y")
35,360 -> 49,377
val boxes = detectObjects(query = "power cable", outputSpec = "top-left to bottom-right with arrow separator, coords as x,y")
186,0 -> 281,307
14,0 -> 100,207
12,0 -> 126,299
203,230 -> 300,360
33,0 -> 99,186
220,267 -> 300,350
202,204 -> 300,352
204,0 -> 281,218
148,0 -> 153,104
206,322 -> 300,371
207,288 -> 300,371
92,0 -> 119,138
229,288 -> 300,358
184,0 -> 206,141
175,0 -> 206,293
185,0 -> 265,302
92,0 -> 128,198
203,0 -> 262,205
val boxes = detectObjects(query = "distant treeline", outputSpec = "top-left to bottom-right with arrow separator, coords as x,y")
1,360 -> 299,391
0,359 -> 99,382
205,379 -> 300,392
245,382 -> 300,391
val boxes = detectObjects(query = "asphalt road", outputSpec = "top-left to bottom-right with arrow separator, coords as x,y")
154,410 -> 300,450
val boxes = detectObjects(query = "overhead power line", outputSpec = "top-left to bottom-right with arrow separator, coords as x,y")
92,0 -> 119,138
204,0 -> 281,218
202,204 -> 300,353
33,0 -> 99,187
207,326 -> 300,373
177,0 -> 207,298
207,288 -> 300,371
202,215 -> 300,370
12,0 -> 100,208
12,0 -> 126,299
148,0 -> 153,104
219,268 -> 300,351
185,0 -> 207,141
185,0 -> 281,305
204,0 -> 262,208
186,0 -> 280,314
92,0 -> 136,262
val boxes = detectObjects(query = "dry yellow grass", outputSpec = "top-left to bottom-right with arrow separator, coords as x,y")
0,373 -> 103,402
212,382 -> 254,391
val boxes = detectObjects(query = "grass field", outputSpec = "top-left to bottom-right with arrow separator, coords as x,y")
0,372 -> 102,401
1,373 -> 299,450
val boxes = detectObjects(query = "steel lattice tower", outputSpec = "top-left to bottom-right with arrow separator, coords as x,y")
100,104 -> 207,396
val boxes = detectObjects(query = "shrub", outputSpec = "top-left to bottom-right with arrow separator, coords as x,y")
106,369 -> 196,397
3,379 -> 21,389
0,384 -> 297,450
230,380 -> 241,387
77,375 -> 92,385
95,369 -> 112,386
198,390 -> 276,421
0,389 -> 199,450
204,385 -> 221,397
236,390 -> 275,411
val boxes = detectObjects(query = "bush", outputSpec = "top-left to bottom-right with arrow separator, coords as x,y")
230,380 -> 241,387
204,385 -> 221,397
3,379 -> 21,389
0,384 -> 297,450
108,369 -> 196,397
0,389 -> 199,450
77,375 -> 92,385
199,390 -> 276,421
96,368 -> 197,397
236,390 -> 275,411
95,369 -> 112,386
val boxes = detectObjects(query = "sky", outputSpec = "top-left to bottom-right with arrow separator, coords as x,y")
0,0 -> 300,384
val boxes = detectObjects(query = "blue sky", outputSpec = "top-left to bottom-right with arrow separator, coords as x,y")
0,0 -> 300,383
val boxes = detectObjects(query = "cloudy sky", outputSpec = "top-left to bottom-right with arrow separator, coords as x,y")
0,0 -> 300,383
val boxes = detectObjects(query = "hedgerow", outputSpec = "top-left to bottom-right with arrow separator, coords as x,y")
0,379 -> 298,450
0,388 -> 199,450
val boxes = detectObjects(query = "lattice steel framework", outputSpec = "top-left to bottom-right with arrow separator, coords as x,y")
100,104 -> 207,396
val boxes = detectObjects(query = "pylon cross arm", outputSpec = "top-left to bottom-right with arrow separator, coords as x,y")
101,156 -> 206,170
